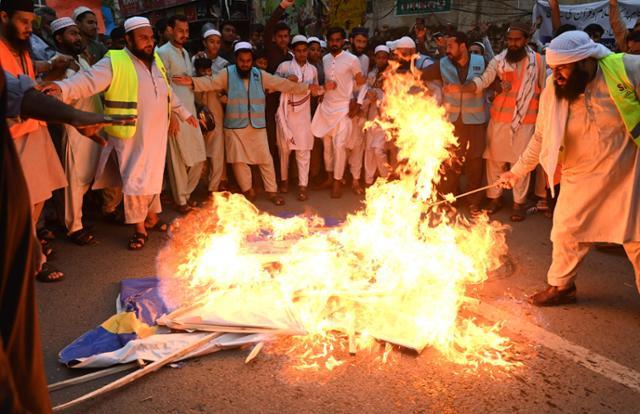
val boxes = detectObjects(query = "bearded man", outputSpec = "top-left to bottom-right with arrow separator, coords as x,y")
500,31 -> 640,306
454,22 -> 546,221
50,17 -> 104,245
158,15 -> 206,213
46,16 -> 198,251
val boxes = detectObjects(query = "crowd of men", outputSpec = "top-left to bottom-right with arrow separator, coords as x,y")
2,0 -> 640,410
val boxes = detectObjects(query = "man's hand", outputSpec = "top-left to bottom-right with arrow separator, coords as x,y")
168,112 -> 180,137
498,171 -> 518,189
309,84 -> 324,96
287,74 -> 299,82
348,100 -> 361,118
186,115 -> 199,129
73,114 -> 137,147
501,80 -> 512,93
324,80 -> 337,91
443,83 -> 461,94
38,81 -> 62,97
172,76 -> 193,87
280,0 -> 295,9
50,55 -> 74,72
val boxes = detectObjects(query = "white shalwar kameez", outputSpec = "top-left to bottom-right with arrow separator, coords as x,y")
58,54 -> 103,234
358,67 -> 390,185
311,51 -> 363,180
56,48 -> 193,224
511,55 -> 640,291
275,59 -> 318,187
194,55 -> 229,192
157,42 -> 206,206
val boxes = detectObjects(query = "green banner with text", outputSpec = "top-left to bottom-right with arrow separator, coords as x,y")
396,0 -> 452,16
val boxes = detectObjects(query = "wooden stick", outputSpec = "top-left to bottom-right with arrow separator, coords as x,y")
348,334 -> 357,356
244,341 -> 264,364
426,182 -> 501,208
48,362 -> 139,392
52,332 -> 221,412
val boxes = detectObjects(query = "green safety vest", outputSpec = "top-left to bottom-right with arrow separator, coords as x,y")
103,49 -> 171,139
599,53 -> 640,145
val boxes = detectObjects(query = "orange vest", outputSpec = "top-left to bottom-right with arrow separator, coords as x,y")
490,53 -> 542,125
0,38 -> 45,138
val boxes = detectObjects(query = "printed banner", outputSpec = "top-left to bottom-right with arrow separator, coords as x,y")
396,0 -> 452,17
533,0 -> 640,47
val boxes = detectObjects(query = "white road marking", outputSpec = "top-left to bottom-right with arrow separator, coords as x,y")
471,301 -> 640,393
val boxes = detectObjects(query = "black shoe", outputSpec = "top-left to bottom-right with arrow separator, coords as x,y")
529,284 -> 577,307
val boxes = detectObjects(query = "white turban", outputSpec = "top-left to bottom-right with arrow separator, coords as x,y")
203,29 -> 221,39
124,16 -> 151,33
546,30 -> 612,66
51,17 -> 75,34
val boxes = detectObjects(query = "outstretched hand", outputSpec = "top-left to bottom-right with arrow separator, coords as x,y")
72,114 -> 137,147
172,76 -> 193,87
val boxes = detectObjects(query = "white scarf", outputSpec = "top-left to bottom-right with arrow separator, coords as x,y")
495,46 -> 539,133
540,31 -> 612,196
276,60 -> 313,146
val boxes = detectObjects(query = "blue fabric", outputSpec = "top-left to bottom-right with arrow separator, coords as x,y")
224,65 -> 266,129
440,54 -> 486,124
59,326 -> 136,366
119,277 -> 168,326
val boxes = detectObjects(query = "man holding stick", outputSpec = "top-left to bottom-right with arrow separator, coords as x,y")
500,31 -> 640,306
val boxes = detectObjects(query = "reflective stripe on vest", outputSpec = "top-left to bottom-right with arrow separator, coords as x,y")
224,65 -> 266,129
490,53 -> 541,125
0,39 -> 45,138
440,54 -> 487,125
599,53 -> 640,145
103,50 -> 170,139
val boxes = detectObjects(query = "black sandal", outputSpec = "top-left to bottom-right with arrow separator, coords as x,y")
484,198 -> 503,215
36,263 -> 64,283
510,203 -> 526,222
68,228 -> 96,246
37,228 -> 56,241
128,232 -> 148,250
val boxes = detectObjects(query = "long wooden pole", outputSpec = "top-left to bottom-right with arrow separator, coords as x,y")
48,362 -> 139,392
426,182 -> 501,208
52,332 -> 221,412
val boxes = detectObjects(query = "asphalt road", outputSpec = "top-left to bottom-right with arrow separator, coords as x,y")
37,188 -> 640,414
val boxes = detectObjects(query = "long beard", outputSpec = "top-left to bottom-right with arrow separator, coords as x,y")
554,66 -> 591,102
131,47 -> 154,64
237,67 -> 250,78
505,47 -> 527,64
6,24 -> 30,53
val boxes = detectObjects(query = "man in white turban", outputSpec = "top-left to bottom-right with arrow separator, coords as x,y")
500,31 -> 640,306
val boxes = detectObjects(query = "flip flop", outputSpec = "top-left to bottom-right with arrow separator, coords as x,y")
36,263 -> 64,283
37,228 -> 56,241
510,203 -> 526,222
267,194 -> 285,206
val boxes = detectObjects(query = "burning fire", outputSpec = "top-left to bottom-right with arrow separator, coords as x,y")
157,63 -> 512,370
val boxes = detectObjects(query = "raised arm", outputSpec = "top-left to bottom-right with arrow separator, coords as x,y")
549,0 -> 561,34
265,0 -> 292,53
191,70 -> 228,93
609,0 -> 629,52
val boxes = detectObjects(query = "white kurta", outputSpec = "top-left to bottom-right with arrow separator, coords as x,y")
275,60 -> 317,151
60,54 -> 102,186
157,42 -> 206,167
57,48 -> 192,196
512,55 -> 640,243
311,51 -> 362,138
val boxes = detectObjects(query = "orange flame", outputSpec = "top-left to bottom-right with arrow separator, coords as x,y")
157,61 -> 513,370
